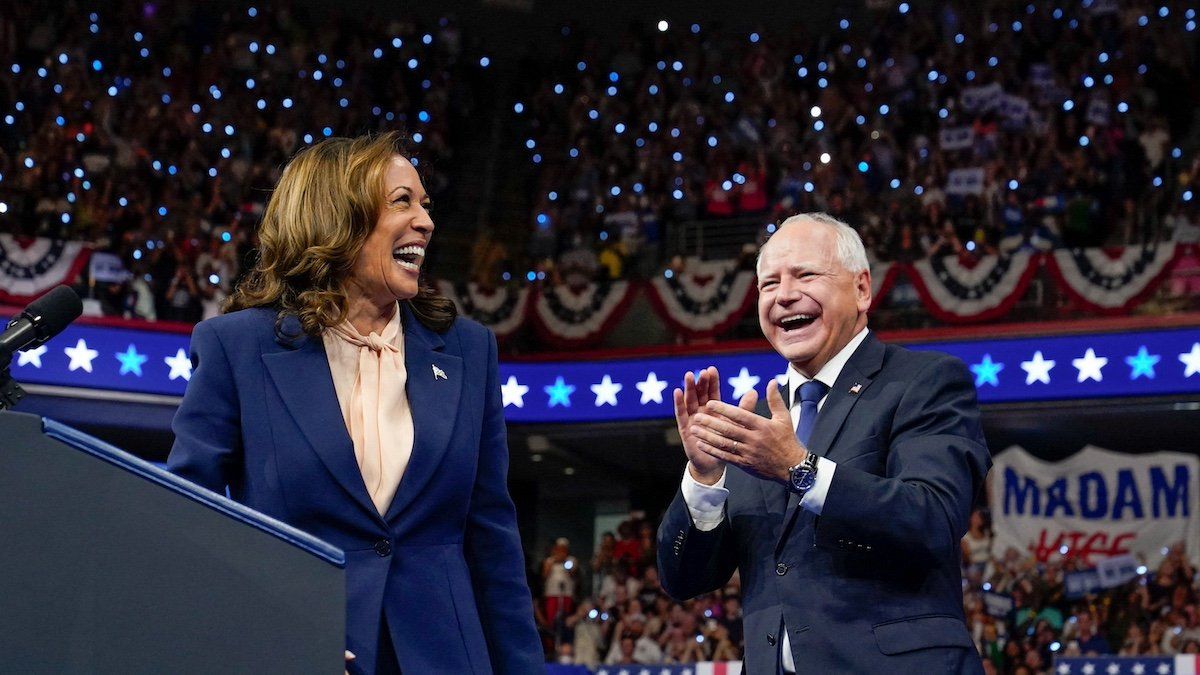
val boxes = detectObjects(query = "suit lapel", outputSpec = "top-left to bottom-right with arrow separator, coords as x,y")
777,333 -> 886,550
383,305 -> 463,522
261,328 -> 381,522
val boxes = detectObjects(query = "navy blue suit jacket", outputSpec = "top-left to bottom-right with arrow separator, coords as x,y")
168,305 -> 542,674
658,333 -> 991,674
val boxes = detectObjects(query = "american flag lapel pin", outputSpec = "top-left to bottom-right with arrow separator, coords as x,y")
432,364 -> 447,380
849,383 -> 862,395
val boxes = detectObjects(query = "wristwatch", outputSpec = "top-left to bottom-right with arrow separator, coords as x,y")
787,452 -> 820,497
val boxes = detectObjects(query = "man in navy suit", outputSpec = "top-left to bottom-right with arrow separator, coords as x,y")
659,213 -> 991,674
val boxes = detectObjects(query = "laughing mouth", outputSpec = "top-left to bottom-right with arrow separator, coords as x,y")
778,314 -> 818,331
392,244 -> 425,271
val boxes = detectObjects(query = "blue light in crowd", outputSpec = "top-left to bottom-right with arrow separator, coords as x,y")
1184,191 -> 1194,202
797,67 -> 808,78
526,271 -> 537,282
1012,21 -> 1023,31
856,115 -> 866,125
879,104 -> 890,115
412,132 -> 423,143
303,134 -> 313,144
955,33 -> 964,44
1079,136 -> 1089,147
988,56 -> 998,67
610,186 -> 621,196
928,70 -> 938,81
839,19 -> 849,29
608,71 -> 619,83
804,182 -> 814,193
322,127 -> 332,137
672,152 -> 683,162
1138,15 -> 1149,26
525,139 -> 536,149
1099,52 -> 1109,63
966,70 -> 976,81
549,191 -> 558,200
55,116 -> 65,126
161,94 -> 171,104
648,122 -> 659,132
577,61 -> 586,72
1118,101 -> 1129,113
221,147 -> 231,158
1138,64 -> 1148,75
1063,100 -> 1075,111
1158,6 -> 1168,17
938,108 -> 949,119
671,128 -> 680,138
554,83 -> 564,94
899,3 -> 910,13
569,148 -> 579,158
1173,148 -> 1183,159
139,48 -> 149,58
915,186 -> 925,196
479,57 -> 490,68
373,48 -> 383,59
1009,180 -> 1019,190
422,34 -> 432,45
532,154 -> 541,164
257,99 -> 266,110
691,24 -> 700,34
857,162 -> 869,173
721,180 -> 733,191
118,197 -> 128,206
512,102 -> 525,114
818,77 -> 828,88
201,121 -> 213,132
222,231 -> 232,242
890,179 -> 901,189
265,44 -> 276,55
604,86 -> 616,96
649,84 -> 659,95
224,124 -> 235,135
73,168 -> 84,178
392,37 -> 402,48
152,160 -> 162,171
857,58 -> 866,68
407,59 -> 418,69
633,183 -> 643,193
1153,176 -> 1163,187
708,136 -> 718,147
418,110 -> 430,123
1083,76 -> 1095,88
37,67 -> 46,77
673,61 -> 683,71
248,6 -> 257,17
1104,74 -> 1113,85
91,60 -> 102,71
282,98 -> 293,108
672,189 -> 684,200
813,120 -> 824,131
157,206 -> 167,216
134,31 -> 143,41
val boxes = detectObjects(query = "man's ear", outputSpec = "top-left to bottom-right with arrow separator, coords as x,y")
855,269 -> 873,313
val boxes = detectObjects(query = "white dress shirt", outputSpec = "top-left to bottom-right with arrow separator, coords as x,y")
680,327 -> 870,672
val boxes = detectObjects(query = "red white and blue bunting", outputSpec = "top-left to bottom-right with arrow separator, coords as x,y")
1047,243 -> 1184,313
0,235 -> 91,304
435,280 -> 530,340
531,279 -> 637,348
869,261 -> 900,312
644,259 -> 756,339
907,251 -> 1039,323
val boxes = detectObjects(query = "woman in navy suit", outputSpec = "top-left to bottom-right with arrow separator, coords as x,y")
168,132 -> 543,674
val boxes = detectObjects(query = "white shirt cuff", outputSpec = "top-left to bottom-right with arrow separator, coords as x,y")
799,456 -> 836,515
681,464 -> 728,532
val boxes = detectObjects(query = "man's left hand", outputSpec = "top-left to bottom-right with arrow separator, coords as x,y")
689,379 -> 806,484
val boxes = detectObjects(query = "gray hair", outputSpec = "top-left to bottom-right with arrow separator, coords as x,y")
757,212 -> 870,274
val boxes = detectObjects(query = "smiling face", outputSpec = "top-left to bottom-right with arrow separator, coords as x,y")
756,219 -> 871,377
348,155 -> 434,309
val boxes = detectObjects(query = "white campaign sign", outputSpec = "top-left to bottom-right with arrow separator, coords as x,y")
990,445 -> 1200,568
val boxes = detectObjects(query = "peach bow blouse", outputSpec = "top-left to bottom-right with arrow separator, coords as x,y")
322,309 -> 415,516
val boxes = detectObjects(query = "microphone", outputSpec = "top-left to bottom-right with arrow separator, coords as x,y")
0,285 -> 84,360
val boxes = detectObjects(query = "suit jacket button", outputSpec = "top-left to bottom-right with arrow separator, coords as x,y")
374,539 -> 392,557
767,633 -> 777,647
775,562 -> 788,576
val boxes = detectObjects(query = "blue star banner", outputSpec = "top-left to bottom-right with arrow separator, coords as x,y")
5,314 -> 1199,422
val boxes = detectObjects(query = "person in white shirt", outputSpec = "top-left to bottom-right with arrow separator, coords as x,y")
657,212 -> 991,674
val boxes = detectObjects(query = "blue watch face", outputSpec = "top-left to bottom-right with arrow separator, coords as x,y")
791,467 -> 816,493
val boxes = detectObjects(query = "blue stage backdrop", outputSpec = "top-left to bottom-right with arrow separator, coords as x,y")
5,315 -> 1199,423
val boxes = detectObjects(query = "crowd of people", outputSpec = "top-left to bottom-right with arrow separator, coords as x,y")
512,1 -> 1200,283
2,2 -> 1198,319
537,510 -> 1200,672
0,0 -> 480,321
536,517 -> 744,667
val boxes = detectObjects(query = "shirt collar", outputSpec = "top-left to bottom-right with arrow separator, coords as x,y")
787,327 -> 870,407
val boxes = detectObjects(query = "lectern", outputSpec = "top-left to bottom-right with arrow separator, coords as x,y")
0,411 -> 346,674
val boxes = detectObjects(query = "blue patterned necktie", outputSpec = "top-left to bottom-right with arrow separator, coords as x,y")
795,380 -> 830,447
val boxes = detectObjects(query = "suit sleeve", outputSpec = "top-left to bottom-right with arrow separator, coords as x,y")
167,320 -> 242,495
816,355 -> 991,561
464,330 -> 543,674
657,485 -> 739,602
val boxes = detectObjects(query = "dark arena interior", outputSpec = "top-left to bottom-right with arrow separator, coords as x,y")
1,1 -> 1199,673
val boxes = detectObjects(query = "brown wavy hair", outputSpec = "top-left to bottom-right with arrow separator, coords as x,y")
225,131 -> 456,335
